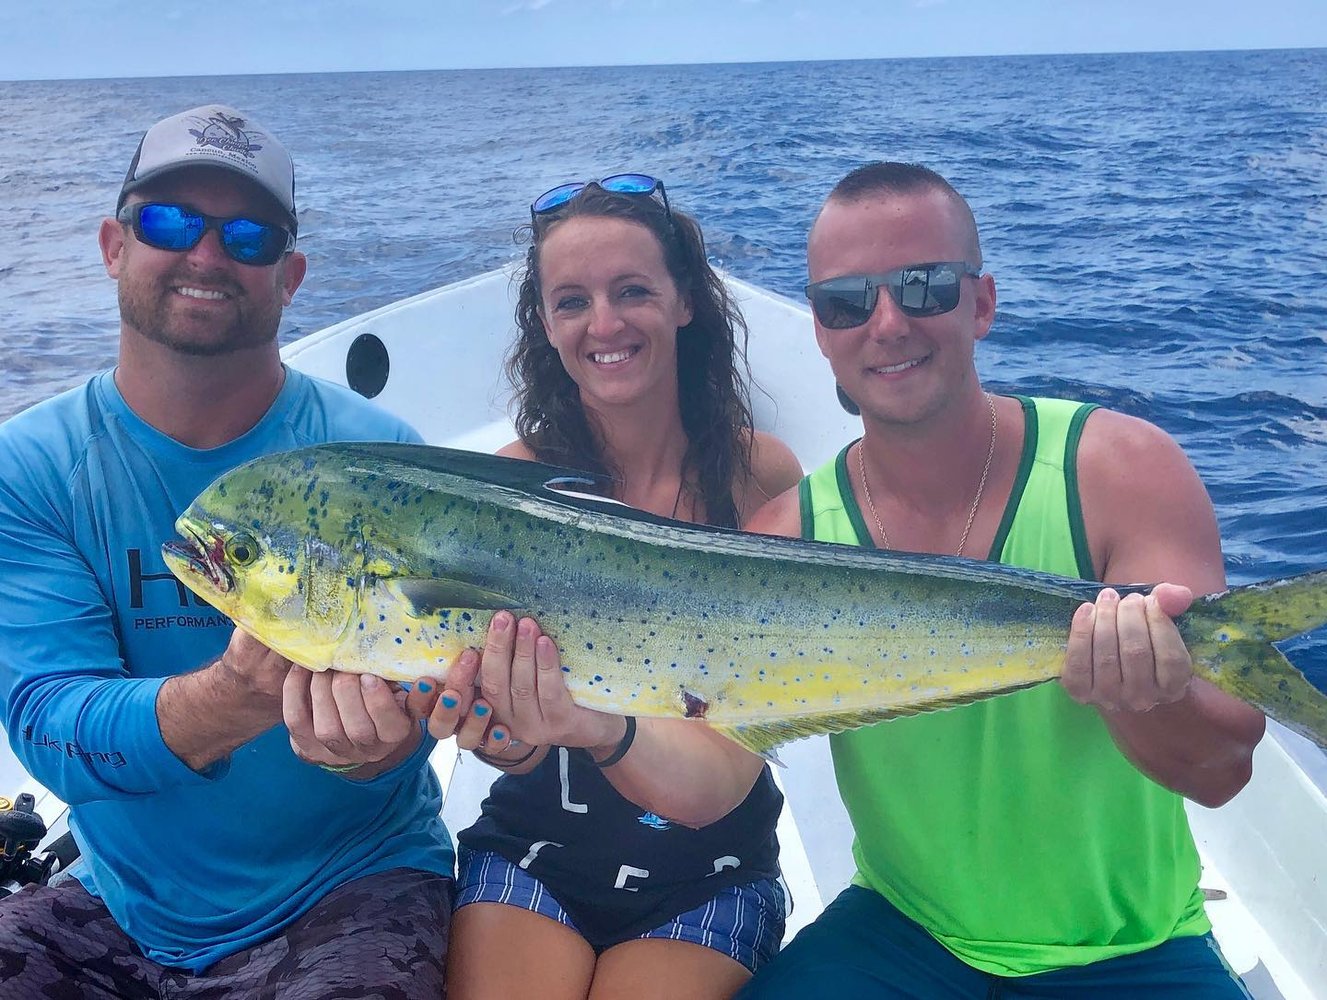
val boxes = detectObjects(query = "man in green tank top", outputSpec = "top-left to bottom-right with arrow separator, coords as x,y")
738,163 -> 1263,998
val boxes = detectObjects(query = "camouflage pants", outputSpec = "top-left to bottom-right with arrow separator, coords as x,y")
0,867 -> 452,999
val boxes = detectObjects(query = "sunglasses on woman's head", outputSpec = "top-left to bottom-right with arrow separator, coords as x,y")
805,261 -> 981,329
117,202 -> 296,267
530,173 -> 672,225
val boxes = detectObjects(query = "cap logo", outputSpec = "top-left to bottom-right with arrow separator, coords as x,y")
187,111 -> 265,160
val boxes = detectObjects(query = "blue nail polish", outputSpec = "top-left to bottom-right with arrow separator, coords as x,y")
441,695 -> 458,709
417,681 -> 432,693
492,729 -> 506,741
474,704 -> 489,716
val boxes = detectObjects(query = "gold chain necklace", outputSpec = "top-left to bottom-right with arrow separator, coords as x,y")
857,392 -> 998,557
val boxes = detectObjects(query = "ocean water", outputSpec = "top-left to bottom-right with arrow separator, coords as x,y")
1,49 -> 1325,738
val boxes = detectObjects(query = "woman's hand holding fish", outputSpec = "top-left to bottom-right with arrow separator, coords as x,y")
426,611 -> 623,771
426,613 -> 763,825
481,612 -> 624,751
1061,584 -> 1194,713
283,666 -> 433,778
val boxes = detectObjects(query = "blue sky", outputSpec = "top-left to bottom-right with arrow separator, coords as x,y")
3,0 -> 1324,80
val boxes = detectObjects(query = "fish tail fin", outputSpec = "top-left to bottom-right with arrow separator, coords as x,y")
1181,570 -> 1327,748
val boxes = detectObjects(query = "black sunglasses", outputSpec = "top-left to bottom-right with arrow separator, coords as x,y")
530,173 -> 672,226
805,261 -> 981,329
117,202 -> 296,267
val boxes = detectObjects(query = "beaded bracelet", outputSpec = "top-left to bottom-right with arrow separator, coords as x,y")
591,716 -> 637,769
317,761 -> 361,774
473,743 -> 540,769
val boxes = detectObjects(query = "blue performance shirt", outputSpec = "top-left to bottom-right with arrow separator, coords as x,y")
0,368 -> 455,972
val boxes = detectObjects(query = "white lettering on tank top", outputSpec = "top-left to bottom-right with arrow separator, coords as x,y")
615,865 -> 651,891
708,855 -> 741,876
518,840 -> 563,870
559,747 -> 588,814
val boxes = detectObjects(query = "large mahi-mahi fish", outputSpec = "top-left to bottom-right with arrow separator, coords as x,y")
162,443 -> 1327,754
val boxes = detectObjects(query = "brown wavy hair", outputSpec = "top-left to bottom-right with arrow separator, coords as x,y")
506,183 -> 754,528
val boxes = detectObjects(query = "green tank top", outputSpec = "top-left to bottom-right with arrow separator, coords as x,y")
799,396 -> 1209,976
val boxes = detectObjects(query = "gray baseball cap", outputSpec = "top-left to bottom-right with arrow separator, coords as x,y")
117,104 -> 298,233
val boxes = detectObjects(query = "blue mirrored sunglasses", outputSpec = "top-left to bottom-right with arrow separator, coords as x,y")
530,173 -> 671,224
117,202 -> 296,267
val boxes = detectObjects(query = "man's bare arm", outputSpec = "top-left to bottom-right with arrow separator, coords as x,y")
1069,410 -> 1265,807
156,629 -> 289,772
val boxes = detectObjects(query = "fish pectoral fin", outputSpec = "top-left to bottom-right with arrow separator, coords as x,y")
390,578 -> 517,618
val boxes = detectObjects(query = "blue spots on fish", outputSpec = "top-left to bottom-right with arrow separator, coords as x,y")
637,812 -> 671,831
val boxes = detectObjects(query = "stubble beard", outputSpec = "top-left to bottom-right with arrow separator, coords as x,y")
118,274 -> 283,357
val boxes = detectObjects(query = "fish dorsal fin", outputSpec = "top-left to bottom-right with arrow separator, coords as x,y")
711,681 -> 1048,756
327,443 -> 727,529
389,577 -> 517,617
332,442 -> 616,501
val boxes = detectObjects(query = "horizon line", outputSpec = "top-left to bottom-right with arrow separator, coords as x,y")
3,43 -> 1322,85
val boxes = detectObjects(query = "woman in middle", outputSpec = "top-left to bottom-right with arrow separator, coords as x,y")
432,175 -> 802,1000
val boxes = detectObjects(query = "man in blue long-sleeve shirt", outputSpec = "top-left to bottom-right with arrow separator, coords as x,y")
0,104 -> 454,997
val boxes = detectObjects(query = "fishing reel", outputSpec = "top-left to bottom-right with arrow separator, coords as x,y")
0,793 -> 77,898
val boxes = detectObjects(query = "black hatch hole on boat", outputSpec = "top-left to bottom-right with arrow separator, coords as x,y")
346,332 -> 390,399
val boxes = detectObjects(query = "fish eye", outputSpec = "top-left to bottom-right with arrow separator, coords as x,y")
225,532 -> 260,566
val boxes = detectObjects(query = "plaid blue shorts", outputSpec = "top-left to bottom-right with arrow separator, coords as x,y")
456,846 -> 786,973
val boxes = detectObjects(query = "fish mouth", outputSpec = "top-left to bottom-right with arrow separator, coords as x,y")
161,525 -> 234,594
